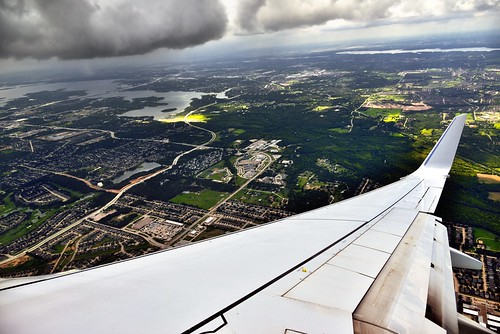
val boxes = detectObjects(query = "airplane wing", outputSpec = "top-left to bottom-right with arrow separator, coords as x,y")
0,114 -> 489,334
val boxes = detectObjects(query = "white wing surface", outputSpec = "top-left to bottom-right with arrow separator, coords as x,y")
0,114 -> 487,333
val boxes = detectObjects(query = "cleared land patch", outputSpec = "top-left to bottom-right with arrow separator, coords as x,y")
489,192 -> 500,202
477,173 -> 500,184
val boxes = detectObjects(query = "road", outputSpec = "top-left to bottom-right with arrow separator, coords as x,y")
20,165 -> 119,194
50,241 -> 71,274
349,95 -> 372,133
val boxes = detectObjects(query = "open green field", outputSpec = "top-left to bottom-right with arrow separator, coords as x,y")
198,159 -> 234,183
421,128 -> 434,136
198,161 -> 225,178
364,108 -> 401,122
170,189 -> 229,210
234,189 -> 284,207
208,170 -> 230,182
368,94 -> 407,103
474,228 -> 500,251
297,172 -> 315,189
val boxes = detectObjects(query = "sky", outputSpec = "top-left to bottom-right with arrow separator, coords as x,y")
0,0 -> 498,74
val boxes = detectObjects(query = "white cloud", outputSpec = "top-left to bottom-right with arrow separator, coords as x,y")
231,0 -> 499,33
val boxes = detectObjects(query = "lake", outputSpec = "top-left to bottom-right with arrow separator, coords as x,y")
119,90 -> 223,120
0,79 -> 228,119
112,162 -> 162,184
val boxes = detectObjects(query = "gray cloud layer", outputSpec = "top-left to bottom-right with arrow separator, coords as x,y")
0,0 -> 228,60
1,0 -> 497,60
236,0 -> 499,33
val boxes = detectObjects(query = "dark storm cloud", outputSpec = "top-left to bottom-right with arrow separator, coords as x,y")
236,0 -> 500,33
237,0 -> 267,31
0,0 -> 228,60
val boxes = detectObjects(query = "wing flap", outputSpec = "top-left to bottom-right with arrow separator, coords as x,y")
427,220 -> 460,334
353,213 -> 439,333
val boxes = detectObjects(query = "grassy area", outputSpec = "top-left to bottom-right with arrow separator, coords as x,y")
197,160 -> 226,178
159,114 -> 209,123
50,184 -> 81,199
383,114 -> 400,123
170,189 -> 229,210
231,129 -> 246,135
72,247 -> 121,261
219,102 -> 249,112
421,128 -> 434,136
234,189 -> 283,207
313,106 -> 334,112
0,150 -> 14,155
207,170 -> 231,182
235,176 -> 247,187
474,228 -> 500,251
329,127 -> 349,134
198,160 -> 234,183
0,208 -> 59,245
51,244 -> 66,253
297,172 -> 314,189
0,193 -> 16,215
368,94 -> 407,103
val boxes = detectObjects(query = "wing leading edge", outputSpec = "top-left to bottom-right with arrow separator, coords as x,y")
0,114 -> 487,334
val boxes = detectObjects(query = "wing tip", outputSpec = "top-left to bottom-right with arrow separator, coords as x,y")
413,114 -> 467,178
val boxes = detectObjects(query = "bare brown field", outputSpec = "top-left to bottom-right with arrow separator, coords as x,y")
488,192 -> 500,202
477,173 -> 500,184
